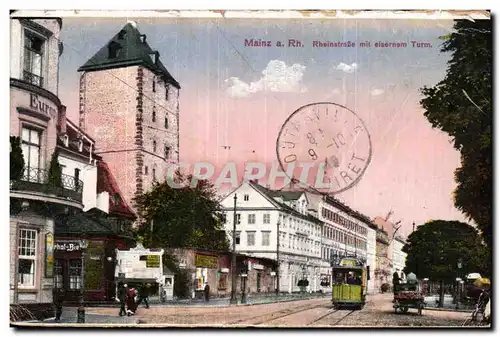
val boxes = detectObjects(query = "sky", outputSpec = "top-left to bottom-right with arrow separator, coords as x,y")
56,17 -> 469,237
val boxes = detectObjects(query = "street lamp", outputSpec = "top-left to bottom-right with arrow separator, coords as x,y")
276,220 -> 280,297
456,259 -> 463,309
230,194 -> 238,304
77,239 -> 89,323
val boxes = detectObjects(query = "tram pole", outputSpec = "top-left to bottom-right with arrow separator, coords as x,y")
276,220 -> 280,296
230,194 -> 238,304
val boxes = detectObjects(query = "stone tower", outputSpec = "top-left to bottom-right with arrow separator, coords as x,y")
77,21 -> 180,214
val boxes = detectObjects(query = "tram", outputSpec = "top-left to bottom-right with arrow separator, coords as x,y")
331,256 -> 368,309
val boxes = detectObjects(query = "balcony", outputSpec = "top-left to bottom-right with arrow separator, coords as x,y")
10,167 -> 83,204
23,70 -> 44,88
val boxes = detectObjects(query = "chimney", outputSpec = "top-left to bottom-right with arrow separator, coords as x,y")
58,105 -> 67,134
127,20 -> 137,28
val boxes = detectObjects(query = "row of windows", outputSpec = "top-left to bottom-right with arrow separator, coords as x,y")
278,214 -> 321,237
150,140 -> 171,159
282,232 -> 321,256
323,225 -> 368,250
233,231 -> 271,246
321,207 -> 368,236
234,213 -> 270,225
151,107 -> 170,129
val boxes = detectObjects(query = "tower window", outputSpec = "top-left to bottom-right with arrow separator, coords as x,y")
152,167 -> 156,182
118,30 -> 127,39
152,107 -> 156,122
153,140 -> 157,153
164,116 -> 169,129
165,83 -> 170,101
164,145 -> 171,159
108,42 -> 121,59
144,166 -> 148,175
152,80 -> 156,92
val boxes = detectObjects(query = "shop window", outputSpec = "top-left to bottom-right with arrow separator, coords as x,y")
23,29 -> 45,87
262,231 -> 270,246
21,127 -> 41,172
195,267 -> 207,290
54,259 -> 63,289
18,229 -> 37,287
218,274 -> 228,290
69,259 -> 82,290
263,213 -> 270,224
248,214 -> 256,224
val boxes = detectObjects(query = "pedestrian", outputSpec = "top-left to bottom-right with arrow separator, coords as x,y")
53,287 -> 64,322
204,283 -> 210,302
137,283 -> 151,309
126,285 -> 138,316
117,282 -> 127,316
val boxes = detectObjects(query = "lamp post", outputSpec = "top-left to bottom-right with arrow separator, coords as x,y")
230,194 -> 238,304
77,239 -> 89,323
276,220 -> 280,296
456,259 -> 463,309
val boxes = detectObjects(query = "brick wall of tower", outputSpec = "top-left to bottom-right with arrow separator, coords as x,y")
140,67 -> 180,189
79,65 -> 180,213
79,66 -> 141,212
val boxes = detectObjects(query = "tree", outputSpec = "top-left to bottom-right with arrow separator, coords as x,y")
10,136 -> 25,180
134,172 -> 229,252
47,151 -> 63,187
420,19 -> 492,249
402,220 -> 490,283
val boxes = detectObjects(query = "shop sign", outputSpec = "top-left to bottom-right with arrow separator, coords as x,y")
29,93 -> 57,118
253,264 -> 264,270
339,258 -> 360,267
146,255 -> 161,268
195,254 -> 218,269
45,233 -> 54,277
54,241 -> 81,252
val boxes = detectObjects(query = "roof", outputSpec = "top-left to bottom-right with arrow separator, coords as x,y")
57,120 -> 101,161
249,181 -> 322,224
96,161 -> 136,220
77,23 -> 180,89
54,208 -> 134,241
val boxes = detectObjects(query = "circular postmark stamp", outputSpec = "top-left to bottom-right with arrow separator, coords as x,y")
276,102 -> 372,194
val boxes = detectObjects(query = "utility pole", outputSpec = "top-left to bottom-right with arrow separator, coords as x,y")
276,220 -> 280,296
230,194 -> 238,304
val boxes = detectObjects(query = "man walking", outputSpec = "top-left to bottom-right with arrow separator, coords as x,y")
204,283 -> 210,302
137,283 -> 151,309
117,282 -> 127,316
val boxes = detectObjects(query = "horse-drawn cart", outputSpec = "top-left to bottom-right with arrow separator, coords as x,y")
393,282 -> 425,315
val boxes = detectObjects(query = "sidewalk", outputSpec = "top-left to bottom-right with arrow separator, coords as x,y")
16,307 -> 138,325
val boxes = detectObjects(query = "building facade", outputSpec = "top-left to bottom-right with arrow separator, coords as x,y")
375,228 -> 390,291
77,21 -> 180,215
221,181 -> 323,293
391,236 -> 407,281
9,17 -> 82,313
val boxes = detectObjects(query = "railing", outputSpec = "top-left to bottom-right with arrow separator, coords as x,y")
23,70 -> 44,87
10,167 -> 83,203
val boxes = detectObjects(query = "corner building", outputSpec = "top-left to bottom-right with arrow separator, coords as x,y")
77,22 -> 180,214
10,17 -> 82,316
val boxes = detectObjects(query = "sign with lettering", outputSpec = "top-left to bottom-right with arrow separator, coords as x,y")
146,255 -> 160,268
195,254 -> 218,269
29,93 -> 57,117
54,241 -> 81,252
45,233 -> 54,277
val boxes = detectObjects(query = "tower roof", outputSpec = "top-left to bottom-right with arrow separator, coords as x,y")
78,22 -> 180,89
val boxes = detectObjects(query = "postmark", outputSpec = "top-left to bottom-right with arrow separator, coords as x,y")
276,102 -> 372,194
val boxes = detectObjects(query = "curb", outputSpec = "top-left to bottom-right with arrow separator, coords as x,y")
423,307 -> 471,313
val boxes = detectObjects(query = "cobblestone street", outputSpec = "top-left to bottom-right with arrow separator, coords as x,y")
74,293 -> 471,327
